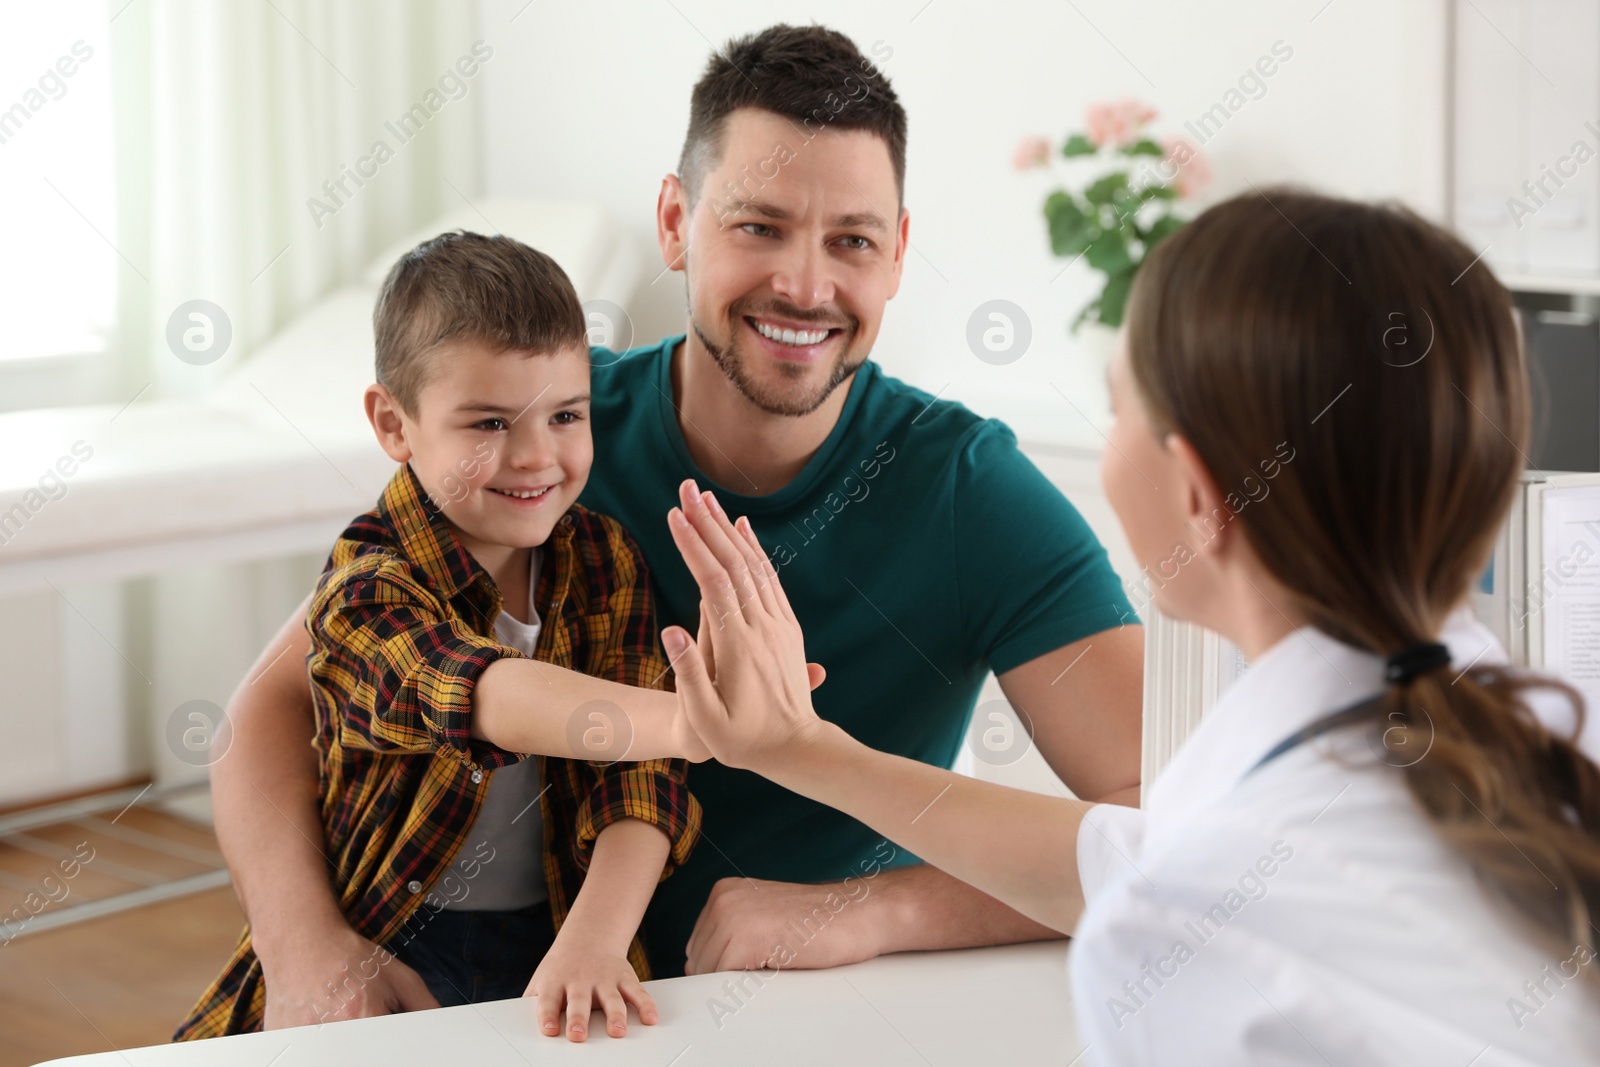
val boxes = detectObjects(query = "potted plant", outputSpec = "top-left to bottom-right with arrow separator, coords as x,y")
1016,98 -> 1211,337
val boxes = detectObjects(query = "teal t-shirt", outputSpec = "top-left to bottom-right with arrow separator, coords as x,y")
578,335 -> 1134,977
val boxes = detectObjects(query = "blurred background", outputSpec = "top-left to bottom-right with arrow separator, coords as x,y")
0,1 -> 1594,1062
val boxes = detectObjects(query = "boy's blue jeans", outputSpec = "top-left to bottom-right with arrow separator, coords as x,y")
387,899 -> 555,1006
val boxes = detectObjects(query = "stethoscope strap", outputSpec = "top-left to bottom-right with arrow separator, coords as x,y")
1242,695 -> 1387,781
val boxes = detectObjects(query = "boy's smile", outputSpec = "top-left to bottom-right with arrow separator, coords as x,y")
365,338 -> 593,581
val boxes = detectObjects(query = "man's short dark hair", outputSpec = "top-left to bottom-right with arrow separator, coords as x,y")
372,231 -> 586,415
678,24 -> 906,209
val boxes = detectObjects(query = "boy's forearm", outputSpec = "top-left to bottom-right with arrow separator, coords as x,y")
555,818 -> 673,955
470,659 -> 680,760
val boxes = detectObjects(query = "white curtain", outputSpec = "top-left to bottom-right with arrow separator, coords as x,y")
108,0 -> 483,402
97,0 -> 487,798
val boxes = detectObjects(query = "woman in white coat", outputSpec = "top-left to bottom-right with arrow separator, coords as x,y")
658,189 -> 1600,1065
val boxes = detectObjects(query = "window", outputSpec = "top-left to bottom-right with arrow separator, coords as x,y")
0,5 -> 115,393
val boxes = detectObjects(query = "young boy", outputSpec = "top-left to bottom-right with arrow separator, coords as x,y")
177,232 -> 703,1043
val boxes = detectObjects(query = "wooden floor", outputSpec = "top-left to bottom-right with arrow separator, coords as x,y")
0,806 -> 246,1067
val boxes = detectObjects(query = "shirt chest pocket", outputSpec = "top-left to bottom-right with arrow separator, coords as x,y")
556,610 -> 614,674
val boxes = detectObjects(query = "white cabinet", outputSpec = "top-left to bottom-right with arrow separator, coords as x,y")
1453,0 -> 1600,277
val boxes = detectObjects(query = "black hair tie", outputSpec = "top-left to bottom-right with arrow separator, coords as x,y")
1385,642 -> 1451,685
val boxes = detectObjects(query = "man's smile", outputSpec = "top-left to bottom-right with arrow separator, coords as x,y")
743,315 -> 847,361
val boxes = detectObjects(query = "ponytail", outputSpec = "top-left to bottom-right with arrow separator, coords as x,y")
1386,665 -> 1600,964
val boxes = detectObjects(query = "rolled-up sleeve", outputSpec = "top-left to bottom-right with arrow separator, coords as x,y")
309,566 -> 522,771
573,761 -> 701,878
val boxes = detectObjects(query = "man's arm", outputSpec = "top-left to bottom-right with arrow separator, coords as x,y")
210,596 -> 437,1026
210,594 -> 341,950
683,865 -> 1057,974
997,625 -> 1144,807
682,626 -> 1144,974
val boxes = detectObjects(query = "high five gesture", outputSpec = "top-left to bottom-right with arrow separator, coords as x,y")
660,479 -> 1091,935
661,480 -> 827,775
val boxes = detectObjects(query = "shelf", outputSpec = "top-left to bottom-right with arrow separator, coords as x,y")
1503,273 -> 1600,298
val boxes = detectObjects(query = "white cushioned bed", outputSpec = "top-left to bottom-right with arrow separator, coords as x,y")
0,198 -> 642,595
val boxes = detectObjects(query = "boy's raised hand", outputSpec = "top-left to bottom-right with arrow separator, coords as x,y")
662,480 -> 827,775
669,698 -> 715,763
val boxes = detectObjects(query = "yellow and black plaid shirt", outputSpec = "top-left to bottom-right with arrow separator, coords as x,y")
176,462 -> 700,1039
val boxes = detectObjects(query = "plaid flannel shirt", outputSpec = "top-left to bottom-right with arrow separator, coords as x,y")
175,462 -> 699,1039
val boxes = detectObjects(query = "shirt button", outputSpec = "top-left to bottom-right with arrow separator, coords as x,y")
407,880 -> 423,894
470,769 -> 484,783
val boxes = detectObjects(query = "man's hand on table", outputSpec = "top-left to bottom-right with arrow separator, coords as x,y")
259,921 -> 438,1028
684,876 -> 885,975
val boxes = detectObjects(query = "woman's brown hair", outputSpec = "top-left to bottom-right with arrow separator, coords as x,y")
1126,188 -> 1600,963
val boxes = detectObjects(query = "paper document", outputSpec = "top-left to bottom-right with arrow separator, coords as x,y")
1539,484 -> 1600,710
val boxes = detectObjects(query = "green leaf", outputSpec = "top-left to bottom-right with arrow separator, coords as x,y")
1104,188 -> 1146,233
1097,269 -> 1136,327
1083,172 -> 1130,206
1138,183 -> 1177,202
1143,215 -> 1185,250
1120,138 -> 1165,157
1061,133 -> 1098,157
1045,191 -> 1095,256
1086,230 -> 1134,277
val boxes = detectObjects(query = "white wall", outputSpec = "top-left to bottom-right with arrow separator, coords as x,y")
475,0 -> 1449,440
0,582 -> 131,806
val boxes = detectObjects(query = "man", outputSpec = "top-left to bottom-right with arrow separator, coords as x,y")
215,23 -> 1143,1027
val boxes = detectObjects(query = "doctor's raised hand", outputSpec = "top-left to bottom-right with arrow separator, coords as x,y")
660,479 -> 827,774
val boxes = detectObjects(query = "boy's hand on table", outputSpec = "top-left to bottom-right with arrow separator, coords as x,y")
259,922 -> 438,1028
526,933 -> 658,1041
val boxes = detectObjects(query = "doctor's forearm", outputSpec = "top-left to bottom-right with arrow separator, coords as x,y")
768,723 -> 1090,934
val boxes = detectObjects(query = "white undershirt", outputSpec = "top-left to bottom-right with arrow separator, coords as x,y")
443,547 -> 548,911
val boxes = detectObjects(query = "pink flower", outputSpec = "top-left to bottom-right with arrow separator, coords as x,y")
1085,97 -> 1158,148
1085,103 -> 1128,148
1162,135 -> 1212,198
1012,135 -> 1052,170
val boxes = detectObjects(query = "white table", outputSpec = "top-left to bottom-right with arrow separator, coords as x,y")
35,942 -> 1083,1066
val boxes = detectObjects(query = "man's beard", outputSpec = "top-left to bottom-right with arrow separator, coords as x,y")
691,301 -> 864,418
